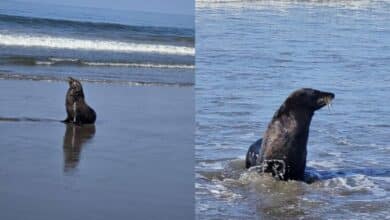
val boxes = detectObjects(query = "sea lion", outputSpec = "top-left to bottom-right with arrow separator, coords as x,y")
245,88 -> 334,181
62,77 -> 96,125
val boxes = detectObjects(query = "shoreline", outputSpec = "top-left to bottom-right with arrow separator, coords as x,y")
0,72 -> 194,87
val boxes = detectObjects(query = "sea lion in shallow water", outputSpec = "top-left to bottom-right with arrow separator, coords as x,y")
245,88 -> 334,181
62,77 -> 96,125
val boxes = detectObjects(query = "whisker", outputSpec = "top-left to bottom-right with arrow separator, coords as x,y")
328,98 -> 333,111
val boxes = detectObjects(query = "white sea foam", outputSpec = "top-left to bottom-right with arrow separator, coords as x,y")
35,59 -> 194,69
308,160 -> 340,169
203,181 -> 243,200
322,174 -> 387,197
198,161 -> 225,170
84,62 -> 194,69
0,33 -> 195,56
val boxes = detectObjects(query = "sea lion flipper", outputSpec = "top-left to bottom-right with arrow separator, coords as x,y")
62,117 -> 71,123
62,119 -> 70,123
245,138 -> 262,169
262,160 -> 286,180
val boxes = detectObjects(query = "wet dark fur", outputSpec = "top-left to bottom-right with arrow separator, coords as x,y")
62,77 -> 96,125
245,88 -> 335,181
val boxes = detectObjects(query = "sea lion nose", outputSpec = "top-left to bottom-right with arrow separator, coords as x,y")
323,92 -> 334,99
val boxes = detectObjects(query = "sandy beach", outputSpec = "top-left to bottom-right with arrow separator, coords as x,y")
0,79 -> 194,220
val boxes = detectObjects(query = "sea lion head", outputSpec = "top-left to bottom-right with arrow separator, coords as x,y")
67,77 -> 84,98
284,88 -> 335,112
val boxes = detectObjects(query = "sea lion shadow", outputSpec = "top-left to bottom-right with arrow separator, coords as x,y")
304,166 -> 390,183
62,123 -> 96,173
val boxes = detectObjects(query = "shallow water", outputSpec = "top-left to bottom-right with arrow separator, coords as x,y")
196,0 -> 390,219
0,80 -> 194,219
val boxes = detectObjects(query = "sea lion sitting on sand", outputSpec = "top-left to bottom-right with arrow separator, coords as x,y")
245,88 -> 334,181
62,77 -> 96,125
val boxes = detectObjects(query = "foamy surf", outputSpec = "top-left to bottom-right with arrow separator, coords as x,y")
0,72 -> 194,87
35,60 -> 194,69
3,56 -> 194,69
0,33 -> 195,56
84,62 -> 194,69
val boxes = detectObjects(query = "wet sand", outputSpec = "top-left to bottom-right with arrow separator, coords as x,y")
0,79 -> 194,220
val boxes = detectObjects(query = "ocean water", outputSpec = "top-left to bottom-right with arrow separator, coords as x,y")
196,0 -> 390,219
0,0 -> 194,86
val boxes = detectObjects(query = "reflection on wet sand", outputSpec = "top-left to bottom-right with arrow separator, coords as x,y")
62,124 -> 95,172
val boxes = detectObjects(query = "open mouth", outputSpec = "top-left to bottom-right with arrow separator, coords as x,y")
319,94 -> 334,110
324,96 -> 333,110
